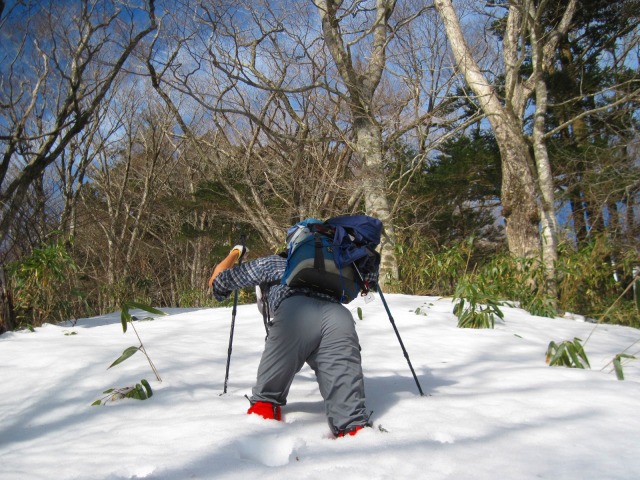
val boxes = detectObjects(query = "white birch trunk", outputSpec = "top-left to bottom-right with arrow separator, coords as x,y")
526,0 -> 578,300
532,77 -> 559,300
314,0 -> 400,284
356,120 -> 399,284
434,0 -> 540,258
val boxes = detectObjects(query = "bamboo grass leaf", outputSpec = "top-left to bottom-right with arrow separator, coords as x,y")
120,305 -> 130,333
612,353 -> 636,380
125,302 -> 168,317
108,346 -> 140,369
613,356 -> 625,380
135,383 -> 147,399
567,345 -> 585,369
141,379 -> 153,397
548,343 -> 567,366
574,341 -> 590,368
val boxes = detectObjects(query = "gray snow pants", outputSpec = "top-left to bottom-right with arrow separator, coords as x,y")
250,295 -> 368,434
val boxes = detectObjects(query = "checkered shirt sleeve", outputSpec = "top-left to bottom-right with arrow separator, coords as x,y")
212,255 -> 285,301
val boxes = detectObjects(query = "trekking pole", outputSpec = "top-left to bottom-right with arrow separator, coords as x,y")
377,286 -> 425,396
222,235 -> 246,395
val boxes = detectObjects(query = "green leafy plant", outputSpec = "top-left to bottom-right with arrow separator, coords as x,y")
545,338 -> 590,369
109,302 -> 167,382
396,237 -> 473,296
178,286 -> 219,308
92,379 -> 153,405
612,353 -> 637,380
7,239 -> 86,328
476,254 -> 557,318
557,236 -> 639,327
453,280 -> 504,329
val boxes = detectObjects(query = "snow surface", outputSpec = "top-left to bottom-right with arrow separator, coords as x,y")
1,294 -> 640,480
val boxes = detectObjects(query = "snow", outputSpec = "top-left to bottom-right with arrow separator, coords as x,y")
1,294 -> 640,480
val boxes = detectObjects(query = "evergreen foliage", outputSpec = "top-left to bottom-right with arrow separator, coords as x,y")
6,239 -> 86,329
397,235 -> 639,328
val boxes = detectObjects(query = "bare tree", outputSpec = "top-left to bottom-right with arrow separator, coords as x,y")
311,0 -> 402,281
0,0 -> 157,246
79,86 -> 181,307
145,0 -> 451,284
381,2 -> 485,232
142,1 -> 363,245
55,94 -> 115,241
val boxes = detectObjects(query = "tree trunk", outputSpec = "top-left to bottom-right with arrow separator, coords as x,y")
569,170 -> 588,245
314,0 -> 400,284
0,269 -> 17,333
532,77 -> 559,301
434,0 -> 540,258
495,129 -> 540,258
356,119 -> 399,283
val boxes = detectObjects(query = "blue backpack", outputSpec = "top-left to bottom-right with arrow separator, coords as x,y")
281,215 -> 382,303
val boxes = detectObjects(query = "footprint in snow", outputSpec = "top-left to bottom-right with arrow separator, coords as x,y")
235,434 -> 305,467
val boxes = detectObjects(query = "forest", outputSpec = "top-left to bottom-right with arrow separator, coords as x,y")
1,0 -> 639,332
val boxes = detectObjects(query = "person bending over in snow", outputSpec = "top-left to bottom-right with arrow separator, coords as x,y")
208,243 -> 375,437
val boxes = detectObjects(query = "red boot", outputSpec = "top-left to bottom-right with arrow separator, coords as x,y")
247,401 -> 282,421
336,425 -> 364,438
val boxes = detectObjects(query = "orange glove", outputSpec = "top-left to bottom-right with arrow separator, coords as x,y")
208,245 -> 248,288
